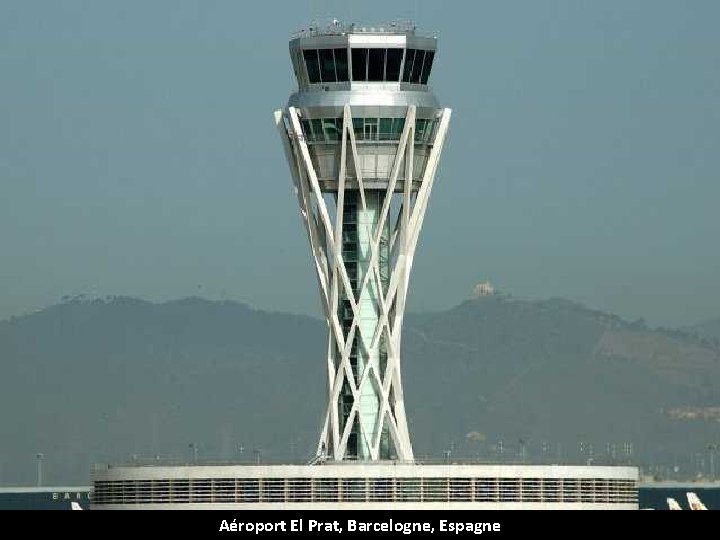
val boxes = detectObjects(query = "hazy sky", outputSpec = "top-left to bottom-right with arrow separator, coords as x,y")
1,1 -> 719,327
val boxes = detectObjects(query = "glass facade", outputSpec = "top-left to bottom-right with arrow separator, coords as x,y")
402,49 -> 415,82
420,51 -> 434,84
351,48 -> 368,81
410,50 -> 424,83
302,48 -> 435,84
335,48 -> 349,81
319,49 -> 337,82
401,48 -> 434,84
368,49 -> 385,81
303,49 -> 321,83
303,48 -> 351,83
386,48 -> 403,81
300,117 -> 434,143
337,190 -> 391,460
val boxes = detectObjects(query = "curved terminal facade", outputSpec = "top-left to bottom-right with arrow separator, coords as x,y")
92,463 -> 637,509
91,23 -> 639,510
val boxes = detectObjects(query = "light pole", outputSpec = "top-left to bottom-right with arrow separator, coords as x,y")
36,453 -> 43,487
253,448 -> 262,465
189,443 -> 198,464
709,444 -> 716,480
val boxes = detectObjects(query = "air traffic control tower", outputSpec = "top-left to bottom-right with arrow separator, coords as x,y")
275,22 -> 449,463
91,23 -> 638,509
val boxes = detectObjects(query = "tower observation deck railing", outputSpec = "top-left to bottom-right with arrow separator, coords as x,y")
291,21 -> 436,39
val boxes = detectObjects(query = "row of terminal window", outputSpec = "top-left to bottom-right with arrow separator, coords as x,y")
302,48 -> 434,84
93,478 -> 636,504
300,117 -> 436,142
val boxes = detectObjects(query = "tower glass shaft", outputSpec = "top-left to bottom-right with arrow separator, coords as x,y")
342,190 -> 390,459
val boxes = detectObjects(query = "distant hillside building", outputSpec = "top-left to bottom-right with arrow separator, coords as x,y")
473,281 -> 495,298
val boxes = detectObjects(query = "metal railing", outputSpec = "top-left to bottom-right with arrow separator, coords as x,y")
302,133 -> 435,144
291,21 -> 436,40
93,456 -> 637,470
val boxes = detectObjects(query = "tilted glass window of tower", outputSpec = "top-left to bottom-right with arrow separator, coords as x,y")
296,44 -> 438,143
302,47 -> 435,84
302,48 -> 350,83
300,117 -> 436,143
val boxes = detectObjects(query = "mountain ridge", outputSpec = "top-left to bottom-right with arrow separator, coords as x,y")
1,294 -> 719,484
